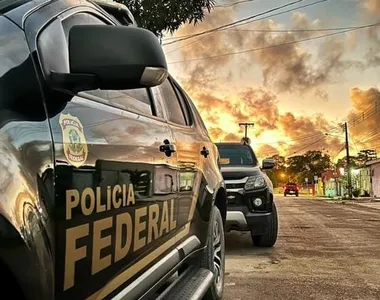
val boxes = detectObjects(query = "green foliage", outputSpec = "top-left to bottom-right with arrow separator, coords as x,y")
336,156 -> 364,169
286,151 -> 331,184
115,0 -> 216,37
268,151 -> 332,186
352,188 -> 360,197
265,170 -> 278,187
267,155 -> 287,186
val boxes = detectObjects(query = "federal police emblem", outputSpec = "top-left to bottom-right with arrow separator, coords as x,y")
59,113 -> 88,168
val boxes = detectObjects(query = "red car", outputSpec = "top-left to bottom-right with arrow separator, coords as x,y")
284,183 -> 299,197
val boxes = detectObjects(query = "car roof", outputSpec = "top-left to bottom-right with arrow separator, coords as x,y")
215,142 -> 248,146
91,0 -> 136,25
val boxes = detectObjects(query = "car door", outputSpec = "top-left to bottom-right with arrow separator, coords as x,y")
29,7 -> 181,300
151,77 -> 220,246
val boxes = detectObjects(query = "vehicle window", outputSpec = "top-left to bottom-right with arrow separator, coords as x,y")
153,79 -> 187,126
62,13 -> 154,116
173,84 -> 192,125
85,89 -> 153,116
216,144 -> 259,166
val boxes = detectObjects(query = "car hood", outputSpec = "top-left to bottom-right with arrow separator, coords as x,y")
220,166 -> 262,180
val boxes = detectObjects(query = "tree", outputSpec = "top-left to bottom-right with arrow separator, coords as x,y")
336,156 -> 363,169
116,0 -> 215,37
268,155 -> 287,186
357,149 -> 377,163
287,151 -> 331,184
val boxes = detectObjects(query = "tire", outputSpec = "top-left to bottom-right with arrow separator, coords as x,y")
201,206 -> 225,300
251,201 -> 278,247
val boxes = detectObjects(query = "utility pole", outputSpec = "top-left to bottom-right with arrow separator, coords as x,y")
344,122 -> 352,198
239,122 -> 255,139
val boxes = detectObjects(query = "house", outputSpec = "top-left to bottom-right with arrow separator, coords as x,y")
366,158 -> 380,197
351,167 -> 371,197
321,169 -> 342,197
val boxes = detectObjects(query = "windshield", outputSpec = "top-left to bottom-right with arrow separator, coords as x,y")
217,144 -> 258,166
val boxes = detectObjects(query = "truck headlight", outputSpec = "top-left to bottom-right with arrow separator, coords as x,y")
244,176 -> 266,190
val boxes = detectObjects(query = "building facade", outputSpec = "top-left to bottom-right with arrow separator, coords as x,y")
366,159 -> 380,198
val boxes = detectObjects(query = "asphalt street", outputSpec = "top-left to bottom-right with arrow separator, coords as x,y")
223,196 -> 380,300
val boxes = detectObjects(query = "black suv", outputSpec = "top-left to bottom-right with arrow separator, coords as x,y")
216,143 -> 278,247
0,1 -> 227,299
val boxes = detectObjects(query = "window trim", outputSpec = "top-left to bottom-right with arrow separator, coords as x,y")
77,91 -> 168,123
162,76 -> 194,129
80,88 -> 157,118
170,78 -> 193,127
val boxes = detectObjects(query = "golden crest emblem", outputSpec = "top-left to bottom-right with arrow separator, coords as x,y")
59,113 -> 88,168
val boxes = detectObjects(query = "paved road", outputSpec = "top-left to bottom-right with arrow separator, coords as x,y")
223,196 -> 380,300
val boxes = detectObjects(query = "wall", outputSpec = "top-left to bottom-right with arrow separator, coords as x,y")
371,163 -> 380,197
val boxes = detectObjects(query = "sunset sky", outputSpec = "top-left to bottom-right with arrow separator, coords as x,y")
163,0 -> 380,161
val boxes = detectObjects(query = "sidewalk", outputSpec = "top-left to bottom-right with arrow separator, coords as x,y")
312,195 -> 380,202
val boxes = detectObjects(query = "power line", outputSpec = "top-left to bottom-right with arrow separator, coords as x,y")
163,0 -> 304,45
256,128 -> 341,157
167,23 -> 380,64
164,24 -> 369,55
356,130 -> 380,144
221,25 -> 380,33
348,101 -> 380,127
349,133 -> 360,153
332,145 -> 346,161
215,0 -> 256,8
163,0 -> 329,43
165,36 -> 205,55
287,135 -> 327,156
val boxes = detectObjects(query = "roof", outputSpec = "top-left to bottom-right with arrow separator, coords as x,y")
215,142 -> 250,147
366,158 -> 380,166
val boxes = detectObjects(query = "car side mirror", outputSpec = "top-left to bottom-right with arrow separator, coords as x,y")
50,25 -> 168,92
262,158 -> 275,170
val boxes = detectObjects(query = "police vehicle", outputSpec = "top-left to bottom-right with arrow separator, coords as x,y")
216,141 -> 278,247
0,0 -> 227,299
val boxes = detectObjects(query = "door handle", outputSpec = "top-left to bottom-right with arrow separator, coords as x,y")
159,139 -> 176,157
201,146 -> 209,158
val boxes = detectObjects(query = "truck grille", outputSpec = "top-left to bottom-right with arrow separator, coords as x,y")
226,182 -> 245,189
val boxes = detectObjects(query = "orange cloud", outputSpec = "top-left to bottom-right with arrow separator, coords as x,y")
348,87 -> 380,150
165,7 -> 374,158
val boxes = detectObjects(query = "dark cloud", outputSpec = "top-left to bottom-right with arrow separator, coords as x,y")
250,13 -> 363,94
364,27 -> 380,68
315,89 -> 329,102
169,7 -> 249,93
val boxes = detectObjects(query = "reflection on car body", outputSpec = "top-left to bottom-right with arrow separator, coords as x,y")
0,1 -> 227,299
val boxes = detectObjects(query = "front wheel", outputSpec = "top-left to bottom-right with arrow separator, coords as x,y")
201,206 -> 225,300
251,201 -> 278,247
